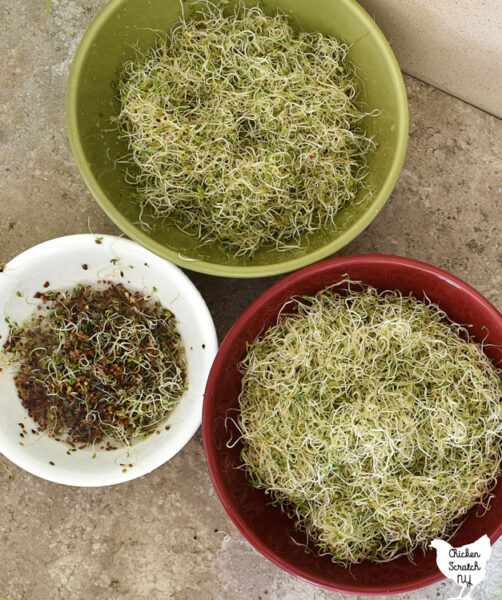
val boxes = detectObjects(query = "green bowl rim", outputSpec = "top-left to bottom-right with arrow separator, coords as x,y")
65,0 -> 409,279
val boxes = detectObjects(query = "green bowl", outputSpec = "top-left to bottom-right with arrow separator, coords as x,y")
66,0 -> 408,278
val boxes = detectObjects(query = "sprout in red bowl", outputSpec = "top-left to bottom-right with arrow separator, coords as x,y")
202,255 -> 502,595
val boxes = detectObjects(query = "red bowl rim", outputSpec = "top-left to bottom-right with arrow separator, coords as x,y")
202,254 -> 502,595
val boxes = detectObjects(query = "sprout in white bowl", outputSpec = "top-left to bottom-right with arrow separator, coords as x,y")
0,234 -> 217,487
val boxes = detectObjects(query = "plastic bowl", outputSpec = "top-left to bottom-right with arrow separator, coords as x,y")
66,0 -> 408,278
0,235 -> 217,487
202,255 -> 502,595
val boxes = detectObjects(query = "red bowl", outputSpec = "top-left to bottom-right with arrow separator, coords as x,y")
202,255 -> 502,595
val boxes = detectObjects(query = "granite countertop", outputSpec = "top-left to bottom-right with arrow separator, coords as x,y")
0,1 -> 501,599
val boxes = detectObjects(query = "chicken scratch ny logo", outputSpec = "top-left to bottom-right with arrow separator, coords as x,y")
430,535 -> 491,599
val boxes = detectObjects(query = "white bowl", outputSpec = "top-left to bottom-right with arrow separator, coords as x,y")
0,234 -> 218,486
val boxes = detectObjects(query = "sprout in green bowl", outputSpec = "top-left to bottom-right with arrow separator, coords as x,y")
115,0 -> 376,257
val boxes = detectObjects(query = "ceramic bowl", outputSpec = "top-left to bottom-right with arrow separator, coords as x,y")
66,0 -> 408,278
203,254 -> 502,594
0,234 -> 217,486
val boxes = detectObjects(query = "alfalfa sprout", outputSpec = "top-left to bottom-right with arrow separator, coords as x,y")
237,283 -> 502,563
115,0 -> 376,257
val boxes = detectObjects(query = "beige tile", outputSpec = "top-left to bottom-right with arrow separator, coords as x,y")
358,0 -> 502,118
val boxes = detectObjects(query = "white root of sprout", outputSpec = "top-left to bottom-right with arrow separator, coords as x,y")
237,284 -> 502,564
115,0 -> 375,257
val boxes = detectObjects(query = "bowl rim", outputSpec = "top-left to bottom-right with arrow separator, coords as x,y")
0,234 -> 218,487
65,0 -> 409,279
202,254 -> 502,594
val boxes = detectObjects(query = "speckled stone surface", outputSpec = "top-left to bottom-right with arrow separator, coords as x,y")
0,2 -> 501,599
